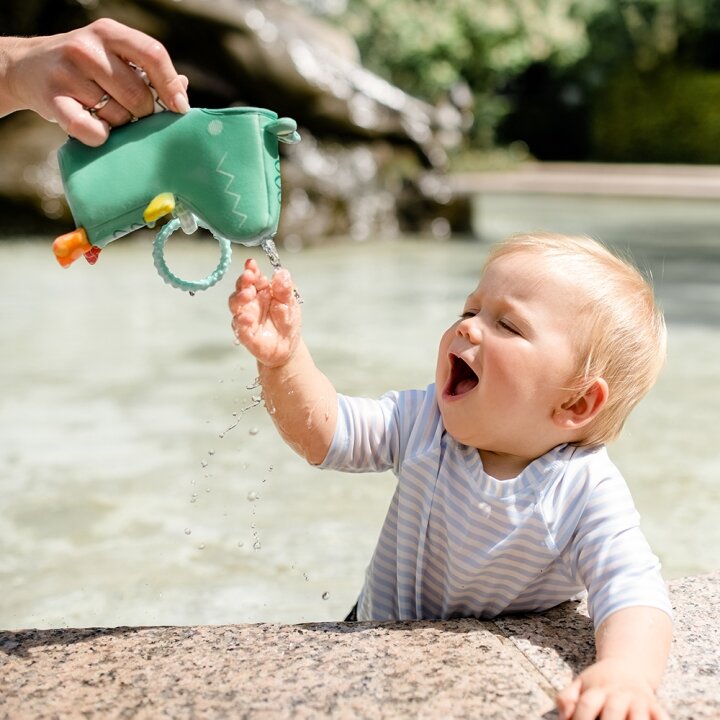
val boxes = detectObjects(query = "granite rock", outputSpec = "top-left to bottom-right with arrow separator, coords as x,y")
1,571 -> 718,719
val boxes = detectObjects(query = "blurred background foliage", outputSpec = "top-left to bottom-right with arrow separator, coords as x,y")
328,0 -> 720,163
3,0 -> 720,164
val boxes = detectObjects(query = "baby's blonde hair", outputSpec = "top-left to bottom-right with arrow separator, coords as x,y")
486,232 -> 666,446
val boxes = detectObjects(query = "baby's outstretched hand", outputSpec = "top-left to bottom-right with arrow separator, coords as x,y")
229,258 -> 301,368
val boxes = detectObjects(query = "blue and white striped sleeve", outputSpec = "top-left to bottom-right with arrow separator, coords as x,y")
318,392 -> 403,474
568,469 -> 673,630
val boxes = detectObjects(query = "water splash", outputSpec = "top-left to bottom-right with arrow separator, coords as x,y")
261,237 -> 282,272
219,396 -> 263,437
261,237 -> 302,303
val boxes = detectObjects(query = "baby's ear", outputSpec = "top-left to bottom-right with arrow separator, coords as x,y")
553,378 -> 609,431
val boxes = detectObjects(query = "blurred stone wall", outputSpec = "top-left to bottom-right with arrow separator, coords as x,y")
0,0 -> 469,244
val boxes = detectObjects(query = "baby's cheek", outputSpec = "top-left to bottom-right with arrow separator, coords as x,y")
434,330 -> 454,381
484,344 -> 528,391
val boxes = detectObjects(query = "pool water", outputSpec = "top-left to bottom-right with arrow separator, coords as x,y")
0,233 -> 718,629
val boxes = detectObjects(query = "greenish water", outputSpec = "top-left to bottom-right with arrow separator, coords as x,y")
1,233 -> 719,629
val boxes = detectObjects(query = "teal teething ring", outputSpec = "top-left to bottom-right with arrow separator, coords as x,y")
153,216 -> 232,292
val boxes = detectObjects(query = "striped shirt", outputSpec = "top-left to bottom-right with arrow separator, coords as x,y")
320,385 -> 672,629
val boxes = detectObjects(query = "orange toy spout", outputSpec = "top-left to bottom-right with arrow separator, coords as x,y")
53,228 -> 93,268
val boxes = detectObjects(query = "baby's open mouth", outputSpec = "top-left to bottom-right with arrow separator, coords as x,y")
447,354 -> 479,396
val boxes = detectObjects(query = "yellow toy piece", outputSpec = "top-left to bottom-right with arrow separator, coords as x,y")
52,228 -> 92,268
143,192 -> 176,224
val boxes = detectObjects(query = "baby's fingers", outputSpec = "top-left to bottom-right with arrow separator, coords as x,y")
228,279 -> 256,313
234,258 -> 269,292
229,261 -> 267,313
568,688 -> 607,720
270,268 -> 296,304
557,677 -> 581,720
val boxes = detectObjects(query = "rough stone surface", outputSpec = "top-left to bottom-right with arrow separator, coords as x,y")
1,572 -> 718,719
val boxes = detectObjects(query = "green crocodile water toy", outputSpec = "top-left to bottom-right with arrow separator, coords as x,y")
53,107 -> 300,292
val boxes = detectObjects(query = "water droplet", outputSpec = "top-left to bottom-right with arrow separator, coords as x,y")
184,528 -> 192,535
218,432 -> 225,439
303,573 -> 310,582
252,540 -> 262,550
249,427 -> 259,436
190,497 -> 197,504
247,491 -> 260,502
198,543 -> 205,550
208,449 -> 215,456
200,459 -> 208,468
237,541 -> 244,548
321,592 -> 330,600
189,291 -> 196,297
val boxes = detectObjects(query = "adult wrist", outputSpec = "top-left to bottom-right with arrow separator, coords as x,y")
0,37 -> 28,116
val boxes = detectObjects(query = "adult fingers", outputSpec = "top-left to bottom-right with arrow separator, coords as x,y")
91,18 -> 189,113
85,51 -> 156,120
53,94 -> 110,147
92,96 -> 135,128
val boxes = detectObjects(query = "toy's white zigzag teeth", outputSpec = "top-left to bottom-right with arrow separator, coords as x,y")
215,152 -> 248,226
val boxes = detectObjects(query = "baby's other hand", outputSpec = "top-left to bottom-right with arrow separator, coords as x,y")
556,658 -> 668,720
229,257 -> 301,368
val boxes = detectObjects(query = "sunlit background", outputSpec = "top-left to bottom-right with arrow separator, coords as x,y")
1,0 -> 719,629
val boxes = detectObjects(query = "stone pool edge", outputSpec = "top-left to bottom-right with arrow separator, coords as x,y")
1,570 -> 717,719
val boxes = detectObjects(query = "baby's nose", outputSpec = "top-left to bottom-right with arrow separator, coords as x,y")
457,316 -> 483,343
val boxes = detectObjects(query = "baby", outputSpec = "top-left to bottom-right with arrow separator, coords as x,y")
229,232 -> 672,720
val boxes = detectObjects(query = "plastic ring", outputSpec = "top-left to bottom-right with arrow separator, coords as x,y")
152,217 -> 232,292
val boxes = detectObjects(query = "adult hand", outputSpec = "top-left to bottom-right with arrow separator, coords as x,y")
0,18 -> 189,146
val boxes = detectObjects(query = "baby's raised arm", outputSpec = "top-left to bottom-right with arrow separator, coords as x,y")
229,258 -> 337,464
